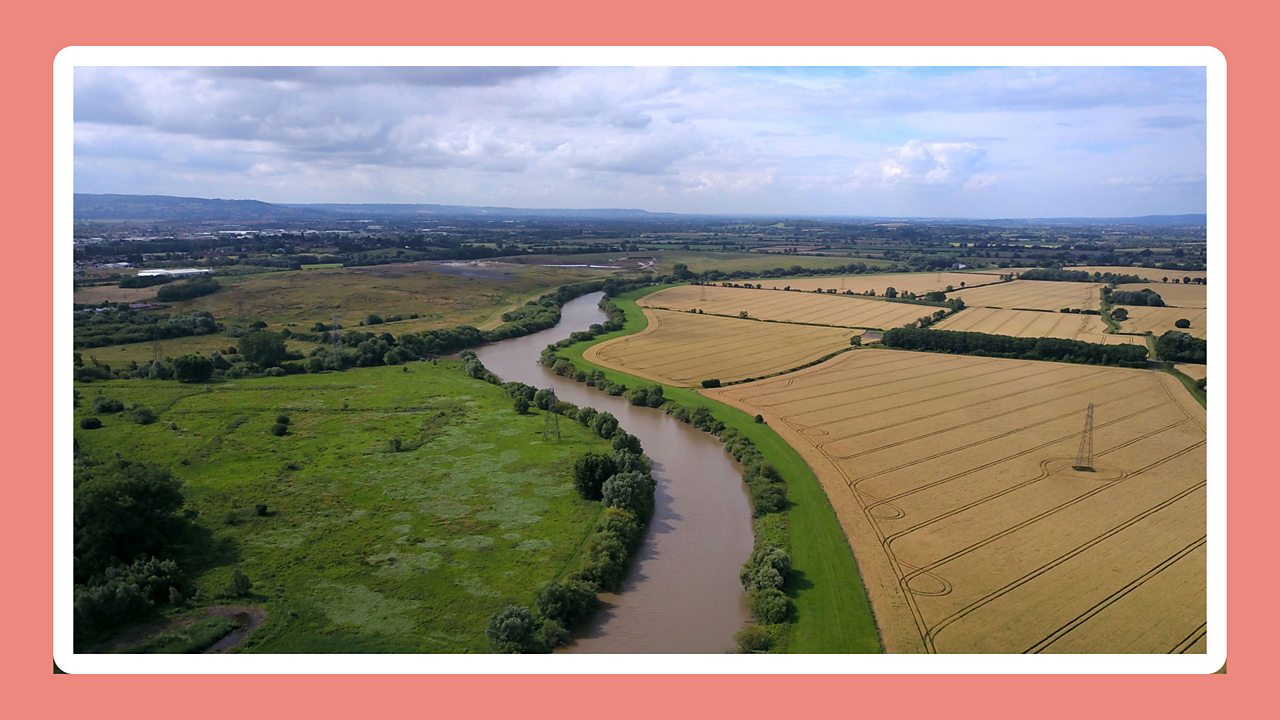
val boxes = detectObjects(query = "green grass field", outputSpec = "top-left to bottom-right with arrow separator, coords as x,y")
74,362 -> 612,652
558,287 -> 881,653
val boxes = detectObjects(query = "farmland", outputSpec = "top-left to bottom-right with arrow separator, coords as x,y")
1074,266 -> 1209,283
706,348 -> 1205,653
585,308 -> 858,386
1120,307 -> 1209,338
76,262 -> 600,332
74,362 -> 612,652
639,284 -> 933,329
932,307 -> 1146,346
948,279 -> 1105,311
754,270 -> 1007,296
1128,282 -> 1207,309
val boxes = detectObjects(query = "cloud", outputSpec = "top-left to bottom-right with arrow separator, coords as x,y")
876,141 -> 989,187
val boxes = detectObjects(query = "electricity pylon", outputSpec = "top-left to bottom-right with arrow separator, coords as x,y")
543,387 -> 561,442
1073,403 -> 1095,471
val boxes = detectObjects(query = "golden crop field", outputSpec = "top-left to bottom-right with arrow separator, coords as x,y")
932,307 -> 1147,346
949,280 -> 1104,311
753,271 -> 1007,296
707,348 -> 1206,654
639,284 -> 932,329
1128,282 -> 1207,309
1075,266 -> 1209,283
584,309 -> 858,386
1120,307 -> 1209,339
1176,363 -> 1207,381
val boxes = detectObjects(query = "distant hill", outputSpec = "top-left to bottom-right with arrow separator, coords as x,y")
73,194 -> 329,222
283,202 -> 681,221
73,194 -> 1206,227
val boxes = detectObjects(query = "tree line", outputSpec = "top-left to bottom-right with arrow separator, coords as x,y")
882,326 -> 1151,367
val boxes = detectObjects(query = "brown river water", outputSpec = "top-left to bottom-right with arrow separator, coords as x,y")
475,292 -> 754,653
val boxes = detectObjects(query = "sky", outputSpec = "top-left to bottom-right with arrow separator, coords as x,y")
73,65 -> 1207,218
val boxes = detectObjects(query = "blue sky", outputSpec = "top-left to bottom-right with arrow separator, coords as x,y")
73,66 -> 1207,218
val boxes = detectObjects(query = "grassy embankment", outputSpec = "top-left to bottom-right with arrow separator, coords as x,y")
558,286 -> 881,653
74,361 -> 612,652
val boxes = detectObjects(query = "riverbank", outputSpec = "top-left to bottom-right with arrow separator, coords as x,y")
555,286 -> 882,653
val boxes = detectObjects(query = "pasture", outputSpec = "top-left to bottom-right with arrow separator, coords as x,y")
1120,307 -> 1209,339
948,279 -> 1105,311
80,334 -> 322,367
585,308 -> 858,386
639,284 -> 933,330
74,362 -> 611,652
86,262 -> 598,331
932,307 -> 1146,346
754,271 -> 1005,296
707,348 -> 1206,653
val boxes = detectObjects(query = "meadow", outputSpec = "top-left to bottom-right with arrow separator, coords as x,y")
707,348 -> 1206,653
585,308 -> 858,386
74,362 -> 612,652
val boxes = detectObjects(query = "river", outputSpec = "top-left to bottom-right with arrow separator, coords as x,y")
474,292 -> 754,653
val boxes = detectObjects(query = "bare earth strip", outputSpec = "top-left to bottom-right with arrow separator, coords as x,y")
639,284 -> 931,329
585,308 -> 858,387
705,348 -> 1205,653
933,307 -> 1147,346
753,271 -> 1003,296
948,280 -> 1105,311
1120,306 -> 1209,338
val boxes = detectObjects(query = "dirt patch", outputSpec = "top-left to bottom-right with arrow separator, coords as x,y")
203,605 -> 267,653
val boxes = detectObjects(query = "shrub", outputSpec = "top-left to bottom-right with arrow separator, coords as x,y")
226,569 -> 252,597
172,354 -> 214,383
79,417 -> 103,430
572,452 -> 617,500
754,414 -> 765,424
595,507 -> 643,550
601,471 -> 655,519
270,423 -> 289,436
535,580 -> 598,626
735,624 -> 773,652
700,379 -> 722,388
275,414 -> 291,425
487,605 -> 540,653
575,533 -> 630,590
513,396 -> 531,414
92,396 -> 124,414
1175,318 -> 1192,329
749,588 -> 793,624
126,406 -> 158,425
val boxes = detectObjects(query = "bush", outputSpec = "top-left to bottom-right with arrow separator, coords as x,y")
754,414 -> 765,423
535,580 -> 598,626
226,569 -> 252,597
276,414 -> 291,425
749,588 -> 793,624
270,423 -> 289,436
1175,318 -> 1192,329
172,354 -> 214,383
735,624 -> 773,652
700,378 -> 722,389
79,416 -> 102,430
126,406 -> 158,425
595,507 -> 643,550
486,605 -> 540,653
601,471 -> 655,519
513,396 -> 530,414
572,452 -> 617,500
575,532 -> 630,590
92,396 -> 124,414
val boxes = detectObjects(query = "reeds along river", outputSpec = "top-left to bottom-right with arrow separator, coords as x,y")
475,292 -> 754,653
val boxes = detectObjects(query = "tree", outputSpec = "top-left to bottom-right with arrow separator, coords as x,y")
228,569 -> 252,597
172,354 -> 214,383
572,452 -> 617,500
1175,318 -> 1192,329
238,331 -> 287,368
513,396 -> 531,414
74,459 -> 190,583
535,580 -> 598,626
884,287 -> 898,299
601,470 -> 655,518
672,263 -> 693,280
